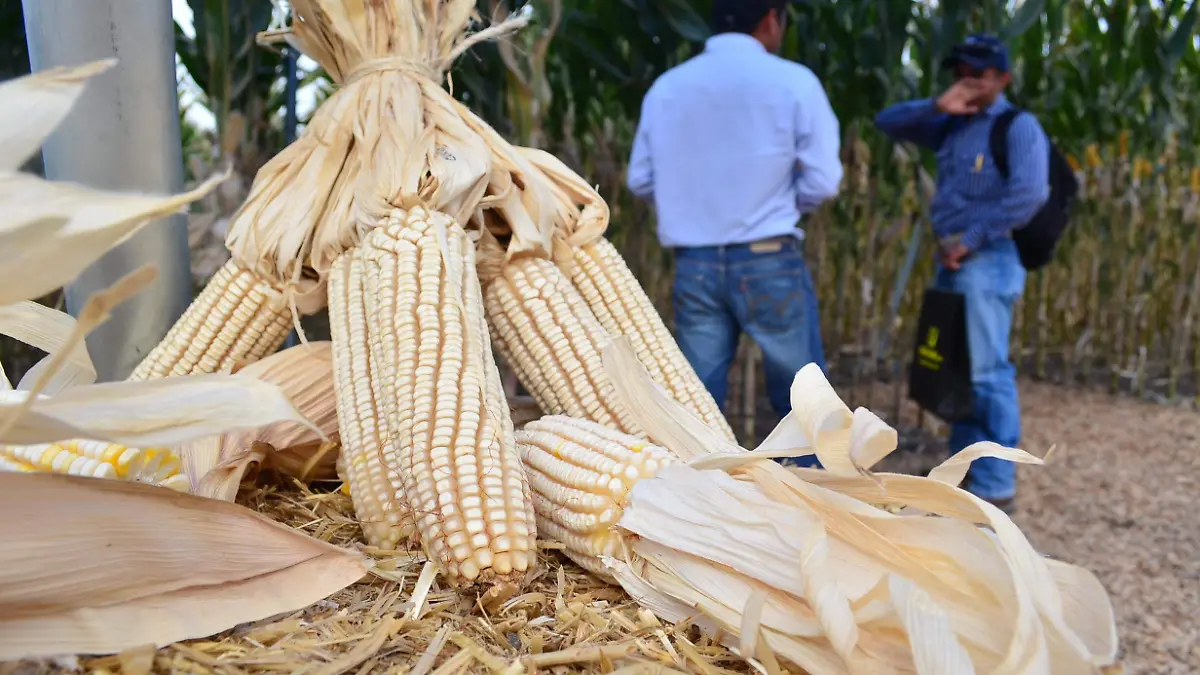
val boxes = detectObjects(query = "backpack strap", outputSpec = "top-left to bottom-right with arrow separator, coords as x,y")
989,107 -> 1022,180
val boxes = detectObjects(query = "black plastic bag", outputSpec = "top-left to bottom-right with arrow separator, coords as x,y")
908,289 -> 974,423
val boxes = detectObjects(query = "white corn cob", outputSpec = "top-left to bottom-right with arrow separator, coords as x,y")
129,258 -> 293,380
569,238 -> 735,440
482,255 -> 643,437
515,415 -> 676,581
357,207 -> 537,588
328,250 -> 414,550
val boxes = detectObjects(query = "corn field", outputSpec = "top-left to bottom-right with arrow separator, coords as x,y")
4,0 -> 1200,435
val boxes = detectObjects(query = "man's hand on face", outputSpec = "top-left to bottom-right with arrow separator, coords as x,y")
936,79 -> 987,115
939,242 -> 971,271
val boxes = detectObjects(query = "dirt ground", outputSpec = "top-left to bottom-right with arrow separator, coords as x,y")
1013,383 -> 1200,675
864,381 -> 1200,675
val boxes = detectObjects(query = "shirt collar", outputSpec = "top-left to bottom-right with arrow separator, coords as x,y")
704,33 -> 767,54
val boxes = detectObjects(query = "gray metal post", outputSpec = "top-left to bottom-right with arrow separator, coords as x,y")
22,0 -> 193,382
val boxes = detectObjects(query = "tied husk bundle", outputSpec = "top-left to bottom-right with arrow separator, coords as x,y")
596,339 -> 1120,675
225,0 -> 565,316
0,60 -> 371,660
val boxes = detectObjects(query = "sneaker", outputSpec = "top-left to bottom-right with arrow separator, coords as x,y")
985,496 -> 1016,515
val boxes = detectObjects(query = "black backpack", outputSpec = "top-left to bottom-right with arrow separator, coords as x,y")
988,108 -> 1080,270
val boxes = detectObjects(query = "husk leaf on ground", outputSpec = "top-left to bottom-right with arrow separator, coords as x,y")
0,472 -> 371,661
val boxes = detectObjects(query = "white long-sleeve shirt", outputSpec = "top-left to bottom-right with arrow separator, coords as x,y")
626,33 -> 844,248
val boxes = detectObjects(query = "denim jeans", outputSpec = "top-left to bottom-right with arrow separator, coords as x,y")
932,239 -> 1026,500
671,237 -> 826,467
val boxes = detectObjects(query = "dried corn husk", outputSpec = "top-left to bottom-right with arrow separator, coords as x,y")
513,145 -> 610,253
0,300 -> 96,394
187,341 -> 340,500
221,1 -> 554,315
0,61 -> 226,308
0,57 -> 319,467
595,338 -> 1120,675
0,472 -> 371,660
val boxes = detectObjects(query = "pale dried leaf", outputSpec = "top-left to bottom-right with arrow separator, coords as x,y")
602,337 -> 742,460
926,442 -> 1044,487
0,170 -> 226,307
0,59 -> 116,171
0,472 -> 370,660
0,372 -> 316,447
0,301 -> 95,394
889,575 -> 976,675
17,266 -> 154,409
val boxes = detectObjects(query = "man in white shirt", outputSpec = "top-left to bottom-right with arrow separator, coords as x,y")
627,0 -> 843,463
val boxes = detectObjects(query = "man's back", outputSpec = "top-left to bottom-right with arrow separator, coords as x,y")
627,34 -> 842,248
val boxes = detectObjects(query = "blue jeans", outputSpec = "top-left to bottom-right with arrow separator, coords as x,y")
671,237 -> 826,467
933,239 -> 1026,500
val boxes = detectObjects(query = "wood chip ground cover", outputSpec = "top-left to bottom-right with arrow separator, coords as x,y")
2,380 -> 1192,675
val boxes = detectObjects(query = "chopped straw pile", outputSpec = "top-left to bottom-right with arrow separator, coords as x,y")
61,484 -> 759,675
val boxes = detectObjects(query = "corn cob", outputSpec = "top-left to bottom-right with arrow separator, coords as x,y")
480,251 -> 643,437
328,250 -> 413,550
358,207 -> 537,588
0,441 -> 190,491
570,238 -> 735,440
129,258 -> 293,380
515,416 -> 675,581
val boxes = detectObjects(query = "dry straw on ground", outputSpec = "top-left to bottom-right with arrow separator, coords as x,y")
8,481 -> 762,675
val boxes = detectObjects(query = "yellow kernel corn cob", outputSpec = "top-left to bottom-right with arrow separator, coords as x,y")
0,456 -> 36,473
515,415 -> 676,581
129,258 -> 293,380
63,440 -> 182,484
1,443 -> 117,479
328,249 -> 414,550
359,207 -> 537,588
570,238 -> 735,440
0,441 -> 191,492
481,256 -> 643,437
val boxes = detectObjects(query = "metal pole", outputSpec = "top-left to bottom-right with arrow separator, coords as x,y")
22,0 -> 193,382
283,45 -> 301,349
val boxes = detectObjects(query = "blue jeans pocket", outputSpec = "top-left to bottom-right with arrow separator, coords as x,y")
739,270 -> 810,334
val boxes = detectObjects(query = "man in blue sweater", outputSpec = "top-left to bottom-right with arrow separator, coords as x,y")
875,35 -> 1049,511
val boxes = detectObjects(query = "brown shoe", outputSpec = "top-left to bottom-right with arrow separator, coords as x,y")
955,478 -> 1016,515
986,497 -> 1016,515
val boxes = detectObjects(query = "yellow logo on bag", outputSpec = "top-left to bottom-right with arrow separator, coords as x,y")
917,326 -> 944,371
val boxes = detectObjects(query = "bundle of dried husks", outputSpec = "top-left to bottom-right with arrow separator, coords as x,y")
125,0 -> 569,593
0,60 -> 371,660
132,0 -> 553,380
516,339 -> 1121,675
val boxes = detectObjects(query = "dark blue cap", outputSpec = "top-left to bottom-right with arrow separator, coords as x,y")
710,0 -> 789,33
941,33 -> 1010,73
